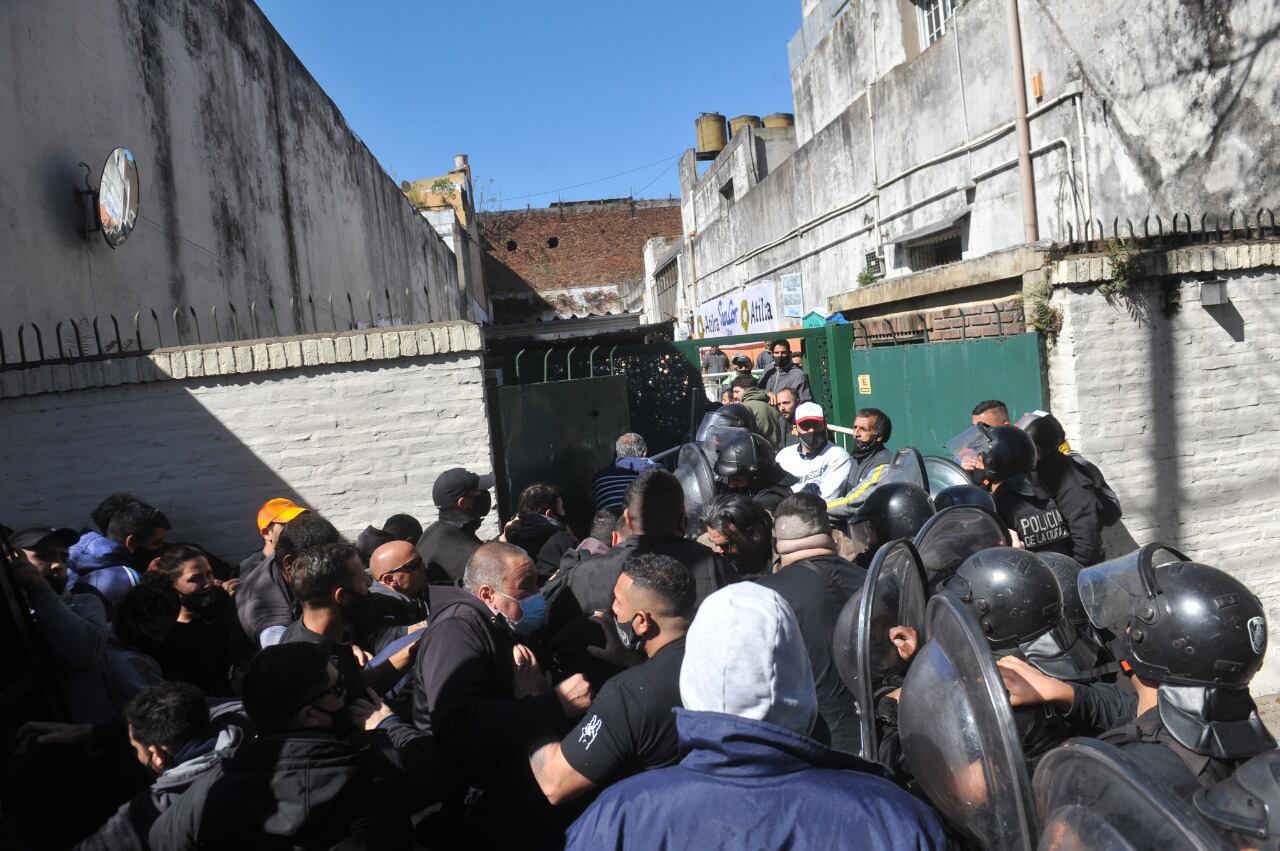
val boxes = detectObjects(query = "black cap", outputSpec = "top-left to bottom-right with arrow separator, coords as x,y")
731,354 -> 752,367
432,468 -> 496,508
10,527 -> 80,550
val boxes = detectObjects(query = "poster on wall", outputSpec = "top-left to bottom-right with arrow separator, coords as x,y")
695,280 -> 784,339
780,273 -> 804,318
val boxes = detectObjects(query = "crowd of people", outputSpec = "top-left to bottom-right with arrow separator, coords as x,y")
2,376 -> 1276,850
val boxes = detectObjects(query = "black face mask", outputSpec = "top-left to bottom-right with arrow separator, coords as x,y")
133,547 -> 165,570
312,703 -> 355,738
798,430 -> 827,453
774,354 -> 791,368
851,438 -> 880,460
179,586 -> 219,615
614,614 -> 646,652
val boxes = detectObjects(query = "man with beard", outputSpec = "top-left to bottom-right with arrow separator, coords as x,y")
68,501 -> 170,620
758,339 -> 812,403
417,467 -> 495,584
505,483 -> 579,582
777,403 -> 852,502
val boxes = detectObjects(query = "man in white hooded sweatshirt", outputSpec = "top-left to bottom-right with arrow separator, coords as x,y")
565,582 -> 951,850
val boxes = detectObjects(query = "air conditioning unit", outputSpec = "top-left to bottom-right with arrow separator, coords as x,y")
864,250 -> 885,279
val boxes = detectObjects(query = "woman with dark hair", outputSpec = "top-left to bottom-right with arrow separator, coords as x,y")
143,546 -> 250,695
701,494 -> 774,578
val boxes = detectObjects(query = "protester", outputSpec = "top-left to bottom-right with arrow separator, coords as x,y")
505,482 -> 579,581
417,467 -> 495,584
68,501 -> 170,620
550,469 -> 740,629
528,553 -> 692,805
143,545 -> 249,696
558,507 -> 622,574
11,526 -> 78,594
700,343 -> 728,374
564,582 -> 951,850
755,493 -> 867,753
758,339 -> 813,403
235,511 -> 342,648
355,512 -> 423,565
590,433 -> 657,511
849,407 -> 894,485
412,542 -> 592,844
241,498 -> 307,577
366,539 -> 431,649
700,494 -> 773,577
74,682 -> 242,851
972,399 -> 1012,427
150,642 -> 434,849
776,402 -> 852,502
731,376 -> 786,448
774,386 -> 799,447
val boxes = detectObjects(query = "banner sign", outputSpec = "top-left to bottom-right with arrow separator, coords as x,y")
781,272 -> 804,318
695,280 -> 781,339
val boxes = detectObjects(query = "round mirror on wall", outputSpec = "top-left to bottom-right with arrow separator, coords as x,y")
98,147 -> 139,248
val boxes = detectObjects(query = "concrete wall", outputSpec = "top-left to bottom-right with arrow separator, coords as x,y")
0,322 -> 495,563
680,0 -> 1280,329
1,0 -> 464,354
1045,240 -> 1280,692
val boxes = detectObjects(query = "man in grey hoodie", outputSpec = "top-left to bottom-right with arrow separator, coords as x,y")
566,582 -> 950,850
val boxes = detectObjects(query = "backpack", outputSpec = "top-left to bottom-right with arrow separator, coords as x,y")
1065,452 -> 1123,526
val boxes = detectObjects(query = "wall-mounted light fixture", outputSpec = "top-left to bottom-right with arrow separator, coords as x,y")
1200,278 -> 1229,306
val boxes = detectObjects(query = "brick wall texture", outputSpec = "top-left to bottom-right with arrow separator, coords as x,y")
0,322 -> 497,563
479,200 -> 682,322
853,298 -> 1026,346
1046,268 -> 1280,692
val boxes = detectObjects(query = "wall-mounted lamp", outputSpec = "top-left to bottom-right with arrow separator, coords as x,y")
1200,279 -> 1229,306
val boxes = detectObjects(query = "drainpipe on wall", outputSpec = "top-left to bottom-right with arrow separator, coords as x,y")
1006,0 -> 1039,242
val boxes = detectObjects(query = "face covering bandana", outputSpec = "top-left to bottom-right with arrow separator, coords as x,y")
179,586 -> 219,614
851,438 -> 880,460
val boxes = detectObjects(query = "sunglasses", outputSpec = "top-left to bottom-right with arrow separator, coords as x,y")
383,557 -> 425,576
292,673 -> 346,713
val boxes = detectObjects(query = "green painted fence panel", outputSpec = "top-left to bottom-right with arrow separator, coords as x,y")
850,333 -> 1046,456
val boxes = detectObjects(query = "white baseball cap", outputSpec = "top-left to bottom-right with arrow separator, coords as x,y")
794,402 -> 826,425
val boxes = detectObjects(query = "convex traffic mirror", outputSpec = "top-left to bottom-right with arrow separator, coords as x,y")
97,147 -> 140,248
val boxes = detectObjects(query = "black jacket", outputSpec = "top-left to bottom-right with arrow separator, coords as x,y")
993,474 -> 1074,557
149,724 -> 433,850
1100,708 -> 1243,803
1036,454 -> 1104,565
360,583 -> 430,655
416,511 -> 483,584
756,554 -> 867,754
546,535 -> 741,633
506,514 -> 578,582
233,553 -> 297,647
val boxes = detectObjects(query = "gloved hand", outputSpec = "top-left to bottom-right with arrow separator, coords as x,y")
585,610 -> 644,670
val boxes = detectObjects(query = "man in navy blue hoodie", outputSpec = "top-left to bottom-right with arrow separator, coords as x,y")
68,501 -> 169,620
565,582 -> 951,851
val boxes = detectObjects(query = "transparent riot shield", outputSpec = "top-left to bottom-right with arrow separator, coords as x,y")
923,454 -> 973,498
899,593 -> 1038,851
673,443 -> 717,529
913,505 -> 1010,591
832,539 -> 927,760
1034,738 -> 1230,851
830,448 -> 930,522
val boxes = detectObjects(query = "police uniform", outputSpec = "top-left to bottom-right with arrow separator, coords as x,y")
992,474 -> 1072,556
1100,707 -> 1243,804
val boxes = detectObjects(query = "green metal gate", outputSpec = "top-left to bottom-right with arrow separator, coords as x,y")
850,333 -> 1046,456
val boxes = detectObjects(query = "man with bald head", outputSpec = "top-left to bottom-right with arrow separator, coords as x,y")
360,539 -> 432,653
413,542 -> 592,844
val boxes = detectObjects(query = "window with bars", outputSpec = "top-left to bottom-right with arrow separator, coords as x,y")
904,229 -> 964,271
919,0 -> 958,46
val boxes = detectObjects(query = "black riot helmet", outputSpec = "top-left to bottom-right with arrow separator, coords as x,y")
940,547 -> 1063,651
700,403 -> 754,434
980,425 -> 1037,483
1023,412 -> 1067,456
713,431 -> 776,485
1078,546 -> 1268,689
859,482 -> 935,548
1194,750 -> 1280,848
932,484 -> 997,515
1036,550 -> 1088,627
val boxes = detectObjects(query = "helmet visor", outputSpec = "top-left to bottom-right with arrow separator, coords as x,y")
1077,543 -> 1188,632
946,424 -> 992,467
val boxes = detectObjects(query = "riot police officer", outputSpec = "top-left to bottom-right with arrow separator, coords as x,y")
843,482 -> 934,568
931,484 -> 997,516
712,430 -> 795,512
1194,749 -> 1280,848
982,426 -> 1073,557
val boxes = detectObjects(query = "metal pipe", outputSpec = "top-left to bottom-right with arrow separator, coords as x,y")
566,346 -> 577,380
514,349 -> 525,381
1072,90 -> 1093,229
1006,0 -> 1039,242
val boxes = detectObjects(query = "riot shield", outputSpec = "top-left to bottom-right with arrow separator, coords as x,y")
673,443 -> 716,527
1035,739 -> 1230,851
832,539 -> 927,760
923,454 -> 973,498
830,448 -> 930,522
913,505 -> 1010,591
899,593 -> 1038,851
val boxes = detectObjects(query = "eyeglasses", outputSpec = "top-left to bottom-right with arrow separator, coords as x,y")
292,673 -> 346,713
383,557 -> 425,576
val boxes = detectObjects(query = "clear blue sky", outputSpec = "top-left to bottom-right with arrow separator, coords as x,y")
256,1 -> 799,209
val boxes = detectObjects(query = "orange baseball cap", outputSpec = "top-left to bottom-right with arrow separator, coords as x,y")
256,498 -> 308,531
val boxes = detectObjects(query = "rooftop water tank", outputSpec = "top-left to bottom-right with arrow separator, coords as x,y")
763,112 -> 796,129
695,113 -> 728,161
729,115 -> 762,138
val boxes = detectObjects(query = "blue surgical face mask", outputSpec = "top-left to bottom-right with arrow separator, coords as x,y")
501,590 -> 548,636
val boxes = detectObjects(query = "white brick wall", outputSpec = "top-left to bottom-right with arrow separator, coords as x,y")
1047,268 -> 1280,692
0,322 -> 497,564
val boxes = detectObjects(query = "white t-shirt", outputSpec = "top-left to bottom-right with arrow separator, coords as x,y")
777,441 -> 853,502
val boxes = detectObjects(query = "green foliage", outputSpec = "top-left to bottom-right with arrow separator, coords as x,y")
1099,237 -> 1136,297
857,268 -> 877,286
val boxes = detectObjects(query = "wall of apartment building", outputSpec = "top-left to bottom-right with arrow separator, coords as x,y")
1046,239 -> 1280,692
678,0 -> 1279,331
2,0 -> 464,357
0,322 -> 495,562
